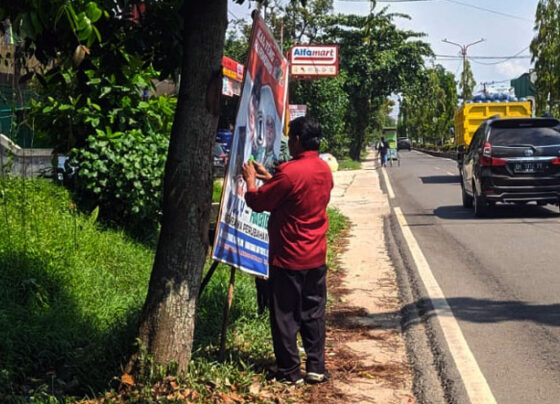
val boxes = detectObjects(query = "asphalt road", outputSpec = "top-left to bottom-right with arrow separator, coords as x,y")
385,150 -> 560,404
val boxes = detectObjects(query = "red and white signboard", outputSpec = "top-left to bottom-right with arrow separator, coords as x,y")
222,56 -> 244,82
222,56 -> 244,97
289,104 -> 307,121
289,45 -> 339,77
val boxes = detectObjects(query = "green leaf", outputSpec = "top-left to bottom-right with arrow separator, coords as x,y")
92,24 -> 102,43
86,2 -> 103,22
78,22 -> 92,41
89,206 -> 99,223
99,87 -> 112,98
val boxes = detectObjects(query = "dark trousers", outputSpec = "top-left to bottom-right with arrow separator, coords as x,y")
268,265 -> 327,381
255,277 -> 269,314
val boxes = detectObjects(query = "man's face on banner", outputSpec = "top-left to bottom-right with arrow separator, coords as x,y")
265,116 -> 275,152
235,174 -> 246,197
248,95 -> 258,135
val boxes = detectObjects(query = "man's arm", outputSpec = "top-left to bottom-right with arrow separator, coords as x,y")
242,162 -> 291,212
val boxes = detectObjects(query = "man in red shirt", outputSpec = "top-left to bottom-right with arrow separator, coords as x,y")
242,116 -> 333,385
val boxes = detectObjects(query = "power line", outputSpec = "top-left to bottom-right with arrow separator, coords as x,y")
334,0 -> 532,22
435,54 -> 531,60
443,0 -> 532,22
469,46 -> 531,65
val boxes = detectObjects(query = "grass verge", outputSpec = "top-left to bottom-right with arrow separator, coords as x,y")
0,177 -> 350,403
337,159 -> 361,171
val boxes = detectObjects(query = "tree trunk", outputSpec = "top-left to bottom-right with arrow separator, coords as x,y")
127,0 -> 227,373
349,115 -> 367,161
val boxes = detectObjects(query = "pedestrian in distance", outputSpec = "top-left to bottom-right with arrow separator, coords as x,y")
378,136 -> 389,167
242,116 -> 334,386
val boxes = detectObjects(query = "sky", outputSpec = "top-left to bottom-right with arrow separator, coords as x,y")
229,0 -> 538,93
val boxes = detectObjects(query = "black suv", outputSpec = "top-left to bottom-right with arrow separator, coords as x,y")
461,117 -> 560,217
397,137 -> 412,150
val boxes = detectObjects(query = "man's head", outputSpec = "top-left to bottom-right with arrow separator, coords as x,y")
288,116 -> 322,156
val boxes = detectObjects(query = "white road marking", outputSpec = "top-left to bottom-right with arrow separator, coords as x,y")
381,167 -> 395,199
447,171 -> 455,176
393,207 -> 497,404
434,166 -> 441,170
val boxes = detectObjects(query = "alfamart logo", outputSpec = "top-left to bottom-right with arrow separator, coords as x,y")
291,46 -> 338,64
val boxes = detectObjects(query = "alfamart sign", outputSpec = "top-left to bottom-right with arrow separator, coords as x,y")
289,45 -> 339,77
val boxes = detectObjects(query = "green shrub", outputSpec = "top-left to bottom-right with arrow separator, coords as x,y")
71,125 -> 170,234
28,60 -> 176,235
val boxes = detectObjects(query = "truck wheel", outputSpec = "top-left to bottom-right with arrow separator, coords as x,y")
474,185 -> 488,218
462,184 -> 473,208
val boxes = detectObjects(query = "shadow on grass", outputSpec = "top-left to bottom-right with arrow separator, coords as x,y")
0,250 -> 141,399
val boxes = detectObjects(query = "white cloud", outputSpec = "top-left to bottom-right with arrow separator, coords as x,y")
496,60 -> 529,79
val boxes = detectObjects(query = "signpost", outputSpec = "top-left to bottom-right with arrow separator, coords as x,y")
289,45 -> 339,78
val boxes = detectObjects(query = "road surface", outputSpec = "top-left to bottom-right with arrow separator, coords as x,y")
385,150 -> 560,404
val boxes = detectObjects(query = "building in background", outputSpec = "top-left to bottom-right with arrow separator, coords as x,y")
511,72 -> 536,99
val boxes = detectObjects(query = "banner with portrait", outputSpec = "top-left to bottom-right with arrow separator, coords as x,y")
212,13 -> 289,277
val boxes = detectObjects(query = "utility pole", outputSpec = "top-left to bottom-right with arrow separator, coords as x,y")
442,38 -> 484,101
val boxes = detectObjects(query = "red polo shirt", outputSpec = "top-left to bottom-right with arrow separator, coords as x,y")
245,150 -> 334,270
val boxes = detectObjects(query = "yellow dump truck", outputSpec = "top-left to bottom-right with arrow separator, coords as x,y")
455,101 -> 533,148
455,101 -> 532,167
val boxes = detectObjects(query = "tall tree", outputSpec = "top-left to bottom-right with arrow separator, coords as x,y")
459,59 -> 476,101
399,64 -> 458,145
128,0 -> 226,372
325,10 -> 432,160
531,0 -> 560,116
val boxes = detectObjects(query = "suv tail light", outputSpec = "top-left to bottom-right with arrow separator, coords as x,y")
551,157 -> 560,165
480,142 -> 507,167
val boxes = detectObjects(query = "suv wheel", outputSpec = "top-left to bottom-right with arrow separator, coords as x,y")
473,184 -> 488,217
462,184 -> 473,208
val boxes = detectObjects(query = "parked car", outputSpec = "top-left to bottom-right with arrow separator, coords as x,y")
460,116 -> 560,217
213,143 -> 228,176
397,137 -> 412,150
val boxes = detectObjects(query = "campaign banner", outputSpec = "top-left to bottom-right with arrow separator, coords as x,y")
212,13 -> 289,277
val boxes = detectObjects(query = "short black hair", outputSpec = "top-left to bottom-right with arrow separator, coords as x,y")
289,116 -> 322,151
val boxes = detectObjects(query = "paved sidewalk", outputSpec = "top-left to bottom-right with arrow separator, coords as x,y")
328,151 -> 415,403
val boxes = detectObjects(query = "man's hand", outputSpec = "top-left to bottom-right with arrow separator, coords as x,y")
242,161 -> 257,190
252,161 -> 273,181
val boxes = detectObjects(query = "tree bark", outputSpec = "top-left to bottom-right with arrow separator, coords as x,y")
128,0 -> 227,373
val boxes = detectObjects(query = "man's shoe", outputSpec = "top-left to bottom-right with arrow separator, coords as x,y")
278,377 -> 304,387
267,371 -> 304,387
305,372 -> 328,384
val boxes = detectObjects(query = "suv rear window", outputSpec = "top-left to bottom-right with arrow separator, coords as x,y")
489,126 -> 560,147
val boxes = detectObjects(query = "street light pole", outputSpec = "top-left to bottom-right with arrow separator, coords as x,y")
442,38 -> 484,101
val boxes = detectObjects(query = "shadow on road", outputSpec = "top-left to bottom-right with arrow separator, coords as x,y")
420,175 -> 461,184
402,297 -> 560,329
433,204 -> 560,221
330,297 -> 560,333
